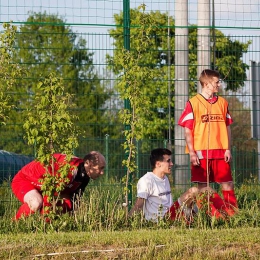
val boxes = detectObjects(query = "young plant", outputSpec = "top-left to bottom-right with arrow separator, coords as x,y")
23,72 -> 80,216
113,5 -> 163,213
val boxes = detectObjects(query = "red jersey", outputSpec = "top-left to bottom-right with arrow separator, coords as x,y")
15,153 -> 89,195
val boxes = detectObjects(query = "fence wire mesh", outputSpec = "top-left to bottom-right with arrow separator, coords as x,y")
0,0 -> 259,195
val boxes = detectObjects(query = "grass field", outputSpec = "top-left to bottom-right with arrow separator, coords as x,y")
1,228 -> 260,259
1,179 -> 260,259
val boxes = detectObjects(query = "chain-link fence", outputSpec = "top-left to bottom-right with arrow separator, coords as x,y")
0,1 -> 259,198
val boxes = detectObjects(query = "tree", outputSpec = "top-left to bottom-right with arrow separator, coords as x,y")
107,9 -> 174,141
0,12 -> 110,154
188,27 -> 251,93
23,72 -> 79,217
226,93 -> 257,152
111,4 -> 165,213
107,9 -> 251,140
0,23 -> 23,126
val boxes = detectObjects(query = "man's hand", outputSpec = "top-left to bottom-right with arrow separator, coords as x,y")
190,151 -> 200,166
224,149 -> 232,162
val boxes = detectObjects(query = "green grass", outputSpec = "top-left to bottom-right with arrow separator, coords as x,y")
1,228 -> 260,259
0,178 -> 260,259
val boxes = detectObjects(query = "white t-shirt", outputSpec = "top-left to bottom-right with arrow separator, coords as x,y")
137,172 -> 173,221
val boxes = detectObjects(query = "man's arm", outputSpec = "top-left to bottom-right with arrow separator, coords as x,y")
128,197 -> 145,217
184,127 -> 200,166
224,125 -> 232,162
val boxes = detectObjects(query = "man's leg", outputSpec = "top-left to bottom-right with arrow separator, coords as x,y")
197,187 -> 226,219
213,159 -> 238,215
221,182 -> 238,216
42,195 -> 73,215
11,174 -> 43,220
169,187 -> 198,221
58,195 -> 73,213
15,189 -> 43,220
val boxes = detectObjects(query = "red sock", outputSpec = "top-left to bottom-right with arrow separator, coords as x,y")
197,193 -> 225,219
57,198 -> 73,213
210,204 -> 225,219
168,200 -> 180,220
222,190 -> 238,208
15,203 -> 34,220
210,192 -> 226,211
41,196 -> 73,214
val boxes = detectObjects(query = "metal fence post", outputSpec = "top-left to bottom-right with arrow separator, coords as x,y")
105,134 -> 109,181
123,0 -> 132,211
136,140 -> 140,179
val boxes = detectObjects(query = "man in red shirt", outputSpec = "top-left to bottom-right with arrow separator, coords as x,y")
178,69 -> 238,218
11,151 -> 106,220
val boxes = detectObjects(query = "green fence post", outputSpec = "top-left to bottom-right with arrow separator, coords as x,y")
136,140 -> 140,179
123,0 -> 132,211
105,134 -> 109,181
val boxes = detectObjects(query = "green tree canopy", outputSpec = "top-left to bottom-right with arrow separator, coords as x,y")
107,9 -> 251,139
107,9 -> 175,140
0,23 -> 22,125
1,12 -> 110,154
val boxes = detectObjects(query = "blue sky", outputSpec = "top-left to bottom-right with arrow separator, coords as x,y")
0,1 -> 259,70
1,0 -> 259,29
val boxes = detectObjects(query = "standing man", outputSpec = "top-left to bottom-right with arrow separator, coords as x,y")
178,69 -> 238,217
11,151 -> 106,220
129,148 -> 199,222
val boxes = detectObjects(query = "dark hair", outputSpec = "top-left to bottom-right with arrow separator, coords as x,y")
150,148 -> 172,169
199,69 -> 220,86
83,152 -> 100,165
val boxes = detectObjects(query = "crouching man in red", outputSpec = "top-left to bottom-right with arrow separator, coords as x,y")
11,151 -> 106,220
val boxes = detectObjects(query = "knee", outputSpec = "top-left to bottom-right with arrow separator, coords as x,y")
179,187 -> 198,205
222,182 -> 234,190
188,187 -> 199,196
23,190 -> 43,212
199,186 -> 216,194
28,198 -> 43,212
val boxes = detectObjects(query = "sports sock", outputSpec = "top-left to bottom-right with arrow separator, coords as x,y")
210,192 -> 226,211
58,198 -> 73,213
168,200 -> 181,220
210,203 -> 225,219
197,192 -> 225,219
222,190 -> 238,208
14,203 -> 34,220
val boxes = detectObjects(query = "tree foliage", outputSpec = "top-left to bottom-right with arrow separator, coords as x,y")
0,23 -> 23,125
110,4 -> 169,213
107,9 -> 174,140
23,72 -> 79,216
189,27 -> 251,93
107,8 -> 251,139
0,12 -> 109,154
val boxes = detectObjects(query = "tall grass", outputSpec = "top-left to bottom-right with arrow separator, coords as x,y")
1,177 -> 260,234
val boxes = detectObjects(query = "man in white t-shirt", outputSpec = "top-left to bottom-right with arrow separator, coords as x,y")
128,148 -> 199,222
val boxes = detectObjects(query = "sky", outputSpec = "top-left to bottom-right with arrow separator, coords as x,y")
1,0 -> 259,61
1,0 -> 259,29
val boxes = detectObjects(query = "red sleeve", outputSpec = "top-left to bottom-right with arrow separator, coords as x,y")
226,107 -> 233,126
178,101 -> 194,130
